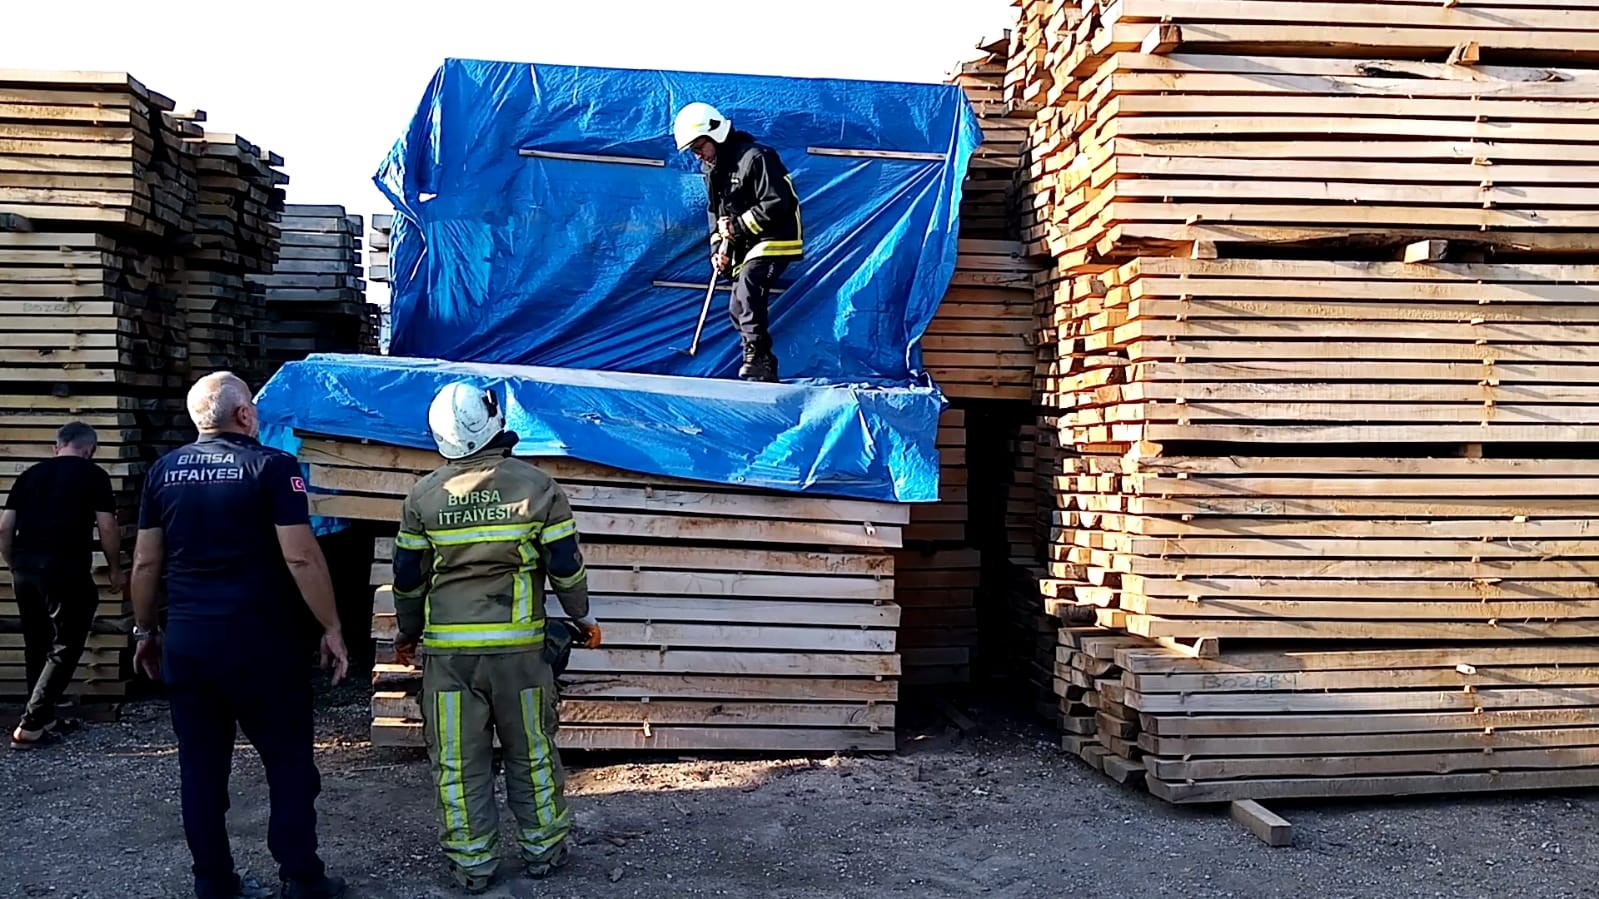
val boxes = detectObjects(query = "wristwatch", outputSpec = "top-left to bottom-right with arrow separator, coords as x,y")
132,625 -> 158,642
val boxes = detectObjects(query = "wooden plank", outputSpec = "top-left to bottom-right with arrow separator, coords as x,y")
308,463 -> 908,525
374,538 -> 892,577
373,695 -> 894,729
1117,644 -> 1599,675
318,494 -> 900,548
375,619 -> 894,653
1230,801 -> 1292,847
551,672 -> 897,702
1122,596 -> 1599,622
560,649 -> 899,678
373,720 -> 895,752
1114,0 -> 1599,33
372,566 -> 894,604
1149,767 -> 1599,804
1122,615 -> 1599,641
1128,666 -> 1599,694
1144,726 -> 1599,757
1154,745 -> 1599,780
379,595 -> 897,627
1129,685 -> 1599,715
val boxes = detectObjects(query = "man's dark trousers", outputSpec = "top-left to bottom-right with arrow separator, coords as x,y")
165,648 -> 328,899
729,258 -> 788,356
15,566 -> 97,730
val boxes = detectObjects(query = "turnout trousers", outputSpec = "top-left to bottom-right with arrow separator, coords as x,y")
15,566 -> 97,731
728,257 -> 788,355
420,649 -> 571,877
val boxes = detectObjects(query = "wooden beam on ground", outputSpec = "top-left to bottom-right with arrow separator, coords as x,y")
1231,800 -> 1293,847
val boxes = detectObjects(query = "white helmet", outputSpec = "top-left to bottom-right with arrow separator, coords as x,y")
673,101 -> 732,151
428,382 -> 506,460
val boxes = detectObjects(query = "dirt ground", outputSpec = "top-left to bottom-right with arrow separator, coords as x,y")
4,682 -> 1598,899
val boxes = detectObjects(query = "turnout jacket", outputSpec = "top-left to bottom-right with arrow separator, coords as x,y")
393,446 -> 590,655
705,130 -> 803,266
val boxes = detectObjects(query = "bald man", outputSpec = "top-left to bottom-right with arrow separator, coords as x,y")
131,372 -> 349,899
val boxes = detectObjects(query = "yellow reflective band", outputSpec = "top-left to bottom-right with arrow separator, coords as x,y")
740,209 -> 763,235
435,691 -> 470,848
745,239 -> 802,261
549,565 -> 587,590
395,531 -> 429,551
425,622 -> 546,649
515,537 -> 536,625
519,816 -> 572,857
521,687 -> 562,833
540,519 -> 578,544
442,833 -> 497,865
429,521 -> 542,547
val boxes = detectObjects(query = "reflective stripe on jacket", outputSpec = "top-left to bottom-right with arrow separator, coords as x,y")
705,130 -> 803,266
395,451 -> 590,654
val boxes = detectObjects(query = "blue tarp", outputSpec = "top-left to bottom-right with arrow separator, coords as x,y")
256,354 -> 945,503
377,59 -> 981,384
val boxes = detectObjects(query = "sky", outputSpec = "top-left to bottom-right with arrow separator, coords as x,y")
9,0 -> 1018,276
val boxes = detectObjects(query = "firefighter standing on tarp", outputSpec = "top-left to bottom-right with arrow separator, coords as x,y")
674,101 -> 803,383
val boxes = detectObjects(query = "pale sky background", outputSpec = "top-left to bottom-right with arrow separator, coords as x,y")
10,0 -> 1017,304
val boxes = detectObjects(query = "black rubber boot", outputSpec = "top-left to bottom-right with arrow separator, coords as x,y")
737,342 -> 779,382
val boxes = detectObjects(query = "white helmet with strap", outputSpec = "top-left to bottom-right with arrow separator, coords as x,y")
428,382 -> 506,460
673,101 -> 732,151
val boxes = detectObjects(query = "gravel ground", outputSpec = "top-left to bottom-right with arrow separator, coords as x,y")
4,683 -> 1599,899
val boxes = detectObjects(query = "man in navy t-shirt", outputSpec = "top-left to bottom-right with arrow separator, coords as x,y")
131,372 -> 349,899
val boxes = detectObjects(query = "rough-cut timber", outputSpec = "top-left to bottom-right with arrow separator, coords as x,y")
295,435 -> 901,753
997,0 -> 1599,803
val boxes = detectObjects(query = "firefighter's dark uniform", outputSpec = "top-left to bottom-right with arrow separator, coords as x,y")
703,129 -> 803,374
138,432 -> 330,899
392,437 -> 589,879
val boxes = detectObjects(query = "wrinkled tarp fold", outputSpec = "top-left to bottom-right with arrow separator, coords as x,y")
256,354 -> 944,503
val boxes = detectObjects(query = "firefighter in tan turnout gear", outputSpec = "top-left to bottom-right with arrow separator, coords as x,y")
391,382 -> 601,894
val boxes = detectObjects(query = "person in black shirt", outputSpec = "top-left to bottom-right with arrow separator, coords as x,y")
1,421 -> 122,749
131,372 -> 349,899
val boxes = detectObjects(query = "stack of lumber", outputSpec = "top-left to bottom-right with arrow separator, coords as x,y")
247,205 -> 375,381
950,33 -> 1030,239
893,546 -> 980,686
896,408 -> 979,686
1122,640 -> 1599,803
924,241 -> 1037,402
932,34 -> 1040,402
1062,451 -> 1599,644
1057,626 -> 1147,786
904,409 -> 969,546
997,0 -> 1599,801
294,436 -> 902,752
171,121 -> 287,383
1034,3 -> 1599,264
1003,0 -> 1058,107
0,71 -> 198,241
0,70 -> 212,699
366,213 -> 392,284
365,213 -> 391,354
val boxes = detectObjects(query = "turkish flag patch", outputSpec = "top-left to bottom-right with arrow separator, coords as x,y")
291,476 -> 307,493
